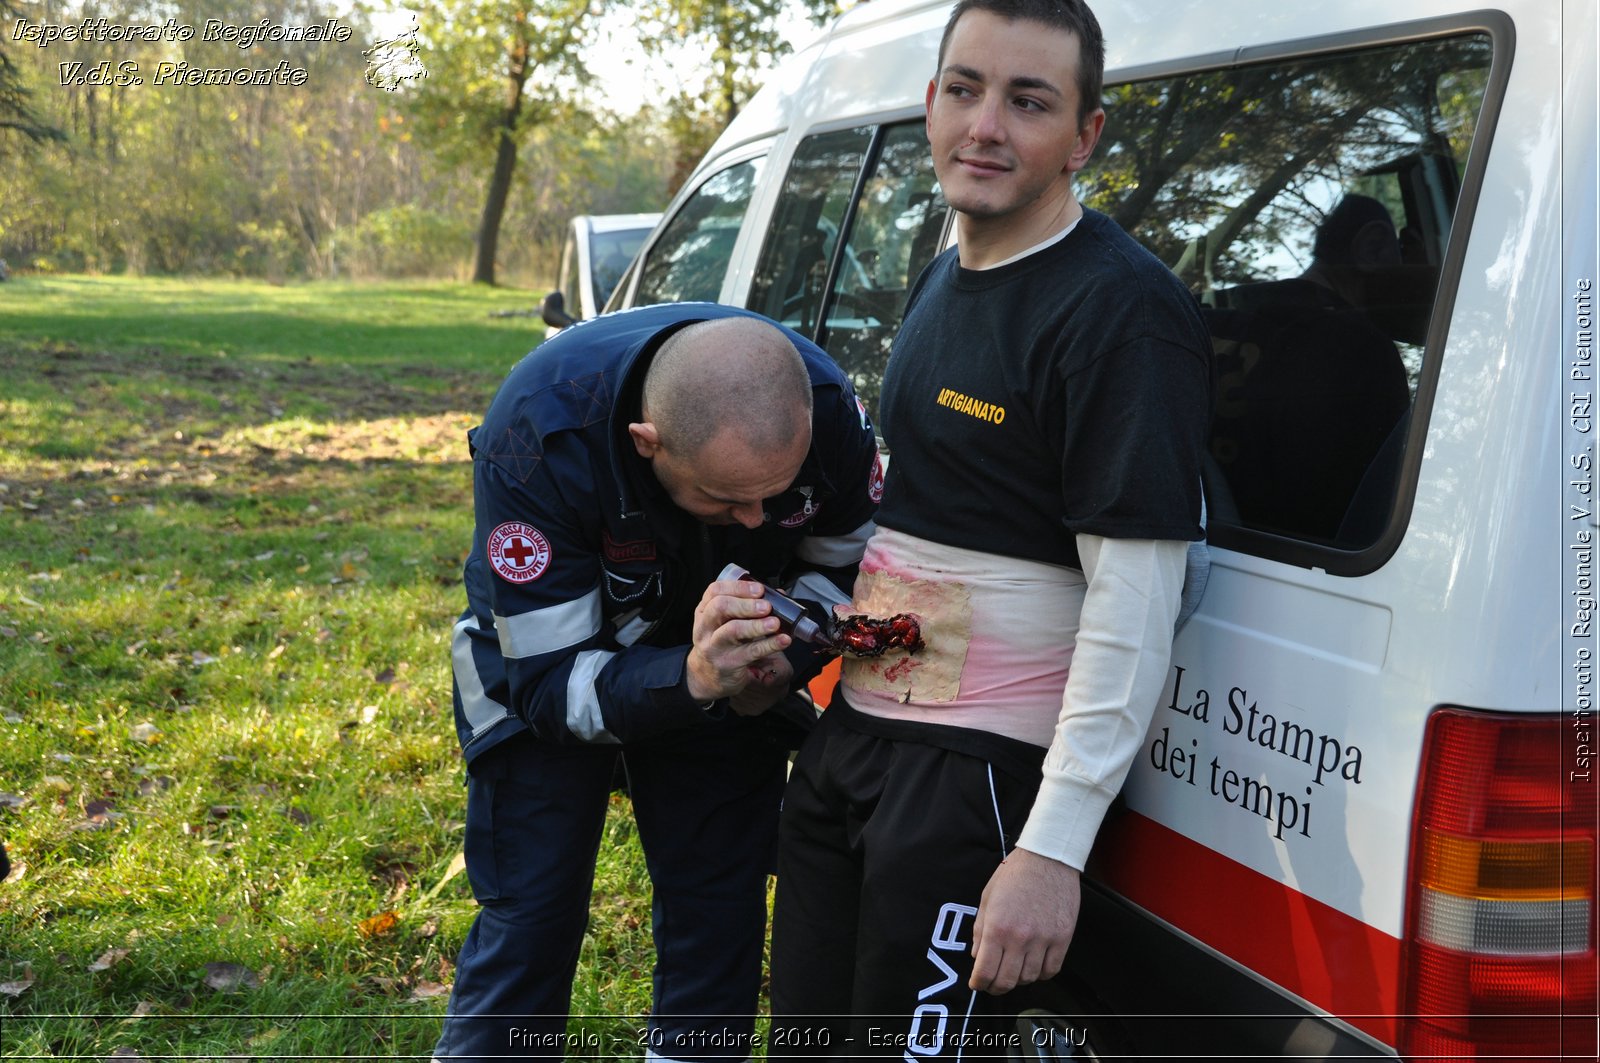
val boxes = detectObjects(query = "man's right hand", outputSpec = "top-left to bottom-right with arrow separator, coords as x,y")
685,576 -> 793,702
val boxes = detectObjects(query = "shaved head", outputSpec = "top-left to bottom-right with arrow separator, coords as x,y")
641,316 -> 813,460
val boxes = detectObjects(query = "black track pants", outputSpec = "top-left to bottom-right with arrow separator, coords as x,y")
770,699 -> 1064,1060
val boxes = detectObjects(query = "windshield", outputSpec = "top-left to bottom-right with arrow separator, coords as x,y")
588,226 -> 654,307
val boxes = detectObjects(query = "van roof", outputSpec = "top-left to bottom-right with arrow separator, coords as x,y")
702,0 -> 950,168
578,213 -> 663,235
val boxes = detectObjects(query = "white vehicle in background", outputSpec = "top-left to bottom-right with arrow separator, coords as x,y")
539,212 -> 661,333
607,0 -> 1599,1058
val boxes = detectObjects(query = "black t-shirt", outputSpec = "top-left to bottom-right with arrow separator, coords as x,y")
877,209 -> 1211,570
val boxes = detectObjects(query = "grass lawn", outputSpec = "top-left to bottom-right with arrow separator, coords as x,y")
0,276 -> 663,1058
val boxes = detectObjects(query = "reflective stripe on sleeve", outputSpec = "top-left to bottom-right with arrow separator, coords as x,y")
452,614 -> 512,739
493,587 -> 603,660
789,569 -> 852,612
796,518 -> 875,568
566,648 -> 621,743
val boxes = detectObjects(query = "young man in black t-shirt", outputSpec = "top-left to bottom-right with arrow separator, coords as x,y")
769,0 -> 1211,1055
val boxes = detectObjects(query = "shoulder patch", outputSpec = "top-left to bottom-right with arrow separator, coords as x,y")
487,522 -> 552,583
868,450 -> 885,503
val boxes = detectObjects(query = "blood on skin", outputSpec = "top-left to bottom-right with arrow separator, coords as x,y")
881,656 -> 916,684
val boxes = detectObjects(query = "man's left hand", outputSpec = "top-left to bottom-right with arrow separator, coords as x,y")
968,848 -> 1081,994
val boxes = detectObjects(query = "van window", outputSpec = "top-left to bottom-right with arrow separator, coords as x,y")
1081,34 -> 1493,561
636,158 -> 763,305
589,225 -> 653,308
823,123 -> 948,418
747,127 -> 875,334
748,121 -> 947,420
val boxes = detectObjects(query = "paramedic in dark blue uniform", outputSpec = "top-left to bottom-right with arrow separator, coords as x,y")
433,304 -> 882,1062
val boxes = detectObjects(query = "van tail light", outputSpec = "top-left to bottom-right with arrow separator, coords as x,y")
1400,708 -> 1598,1060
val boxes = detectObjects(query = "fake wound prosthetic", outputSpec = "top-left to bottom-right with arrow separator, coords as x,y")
716,564 -> 924,659
827,613 -> 925,658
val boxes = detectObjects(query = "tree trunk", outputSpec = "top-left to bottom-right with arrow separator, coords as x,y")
473,30 -> 532,286
473,127 -> 520,284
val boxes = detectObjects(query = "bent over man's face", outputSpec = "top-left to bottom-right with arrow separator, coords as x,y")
636,424 -> 810,530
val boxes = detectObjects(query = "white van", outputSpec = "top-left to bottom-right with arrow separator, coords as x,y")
607,1 -> 1597,1057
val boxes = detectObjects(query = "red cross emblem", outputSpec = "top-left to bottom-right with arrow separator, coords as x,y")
487,521 -> 552,583
867,450 -> 885,503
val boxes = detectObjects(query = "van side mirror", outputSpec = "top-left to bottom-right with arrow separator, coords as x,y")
541,290 -> 576,330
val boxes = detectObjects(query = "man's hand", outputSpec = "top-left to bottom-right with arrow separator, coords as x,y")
969,848 -> 1081,994
685,576 -> 792,703
730,653 -> 795,716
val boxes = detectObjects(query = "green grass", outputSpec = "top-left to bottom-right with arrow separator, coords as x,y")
0,276 -> 662,1058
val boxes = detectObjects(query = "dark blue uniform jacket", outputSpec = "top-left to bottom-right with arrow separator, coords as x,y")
451,303 -> 881,765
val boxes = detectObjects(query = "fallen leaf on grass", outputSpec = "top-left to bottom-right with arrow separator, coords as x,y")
191,650 -> 219,666
357,910 -> 400,938
88,948 -> 130,972
129,722 -> 162,744
0,792 -> 27,809
420,852 -> 467,905
136,776 -> 174,797
0,966 -> 34,997
121,1000 -> 156,1022
408,980 -> 450,1002
75,804 -> 122,831
202,961 -> 260,992
416,917 -> 439,940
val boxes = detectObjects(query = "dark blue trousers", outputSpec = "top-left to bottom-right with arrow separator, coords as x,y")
434,723 -> 787,1062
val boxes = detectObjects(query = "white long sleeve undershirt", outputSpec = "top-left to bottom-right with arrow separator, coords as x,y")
1015,533 -> 1186,870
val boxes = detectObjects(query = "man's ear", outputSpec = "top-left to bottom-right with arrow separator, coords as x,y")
1066,108 -> 1106,174
628,421 -> 661,460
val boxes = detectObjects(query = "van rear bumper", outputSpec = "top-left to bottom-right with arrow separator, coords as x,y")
1050,878 -> 1396,1060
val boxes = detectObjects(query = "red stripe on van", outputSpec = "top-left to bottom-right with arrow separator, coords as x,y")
1090,808 -> 1401,1047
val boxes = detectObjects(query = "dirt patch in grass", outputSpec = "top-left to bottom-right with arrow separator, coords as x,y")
2,340 -> 491,515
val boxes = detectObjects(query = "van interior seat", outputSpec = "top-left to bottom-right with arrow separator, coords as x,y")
1204,278 -> 1412,546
